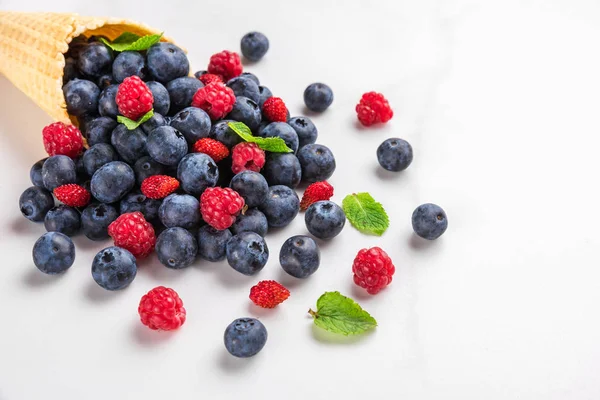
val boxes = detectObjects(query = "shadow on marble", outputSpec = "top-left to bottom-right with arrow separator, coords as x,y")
83,280 -> 126,303
408,233 -> 438,250
130,321 -> 176,347
373,164 -> 409,181
22,267 -> 64,288
217,348 -> 257,373
309,323 -> 374,345
10,216 -> 43,235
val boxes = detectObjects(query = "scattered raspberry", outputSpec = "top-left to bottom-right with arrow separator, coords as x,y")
262,97 -> 288,122
231,142 -> 265,174
249,280 -> 290,308
42,122 -> 83,158
352,247 -> 395,294
192,138 -> 230,162
200,187 -> 245,230
138,286 -> 186,331
207,50 -> 243,81
355,92 -> 394,126
300,181 -> 334,211
53,184 -> 91,207
141,175 -> 179,199
198,73 -> 223,85
108,212 -> 156,258
191,82 -> 236,120
116,76 -> 154,120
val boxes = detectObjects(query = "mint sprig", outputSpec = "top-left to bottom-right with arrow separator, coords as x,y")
100,32 -> 163,52
117,110 -> 154,130
228,121 -> 293,153
342,192 -> 389,236
309,291 -> 377,335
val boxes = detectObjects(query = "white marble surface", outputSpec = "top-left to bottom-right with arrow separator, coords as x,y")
1,0 -> 600,399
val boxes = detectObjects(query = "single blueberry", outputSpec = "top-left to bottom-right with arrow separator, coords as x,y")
98,84 -> 119,119
158,193 -> 201,229
279,235 -> 320,278
166,77 -> 203,115
240,32 -> 269,62
262,153 -> 302,188
30,158 -> 47,187
227,97 -> 261,131
63,78 -> 101,117
224,318 -> 268,358
297,144 -> 336,182
141,112 -> 168,135
156,227 -> 198,269
240,72 -> 260,85
412,203 -> 448,240
170,107 -> 211,144
226,76 -> 261,104
92,246 -> 137,290
112,51 -> 147,82
42,155 -> 77,191
120,191 -> 161,221
194,70 -> 208,79
77,42 -> 113,77
305,201 -> 346,240
63,57 -> 80,84
226,232 -> 269,276
32,232 -> 75,275
258,85 -> 272,108
230,171 -> 268,208
288,116 -> 318,148
97,74 -> 114,90
197,225 -> 232,262
81,203 -> 118,240
111,124 -> 148,164
146,43 -> 190,83
83,143 -> 119,176
146,81 -> 170,116
259,185 -> 299,228
259,122 -> 299,154
85,117 -> 117,146
230,208 -> 268,237
304,83 -> 334,112
377,138 -> 413,172
133,156 -> 165,185
147,126 -> 188,166
19,186 -> 54,222
90,161 -> 135,204
177,153 -> 219,196
210,120 -> 243,148
44,206 -> 81,236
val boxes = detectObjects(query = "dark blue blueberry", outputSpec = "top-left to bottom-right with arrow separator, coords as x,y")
158,194 -> 201,229
194,70 -> 207,79
19,186 -> 54,222
92,246 -> 137,290
86,117 -> 117,146
44,206 -> 80,236
256,121 -> 269,136
165,77 -> 203,115
83,143 -> 119,176
230,171 -> 268,208
30,158 -> 47,187
110,124 -> 147,164
377,138 -> 413,172
170,107 -> 211,144
63,78 -> 100,117
112,51 -> 147,82
177,153 -> 219,196
240,32 -> 269,62
412,203 -> 448,240
81,203 -> 118,240
259,185 -> 299,228
146,43 -> 190,83
63,57 -> 80,84
146,81 -> 170,116
90,161 -> 135,204
224,318 -> 267,358
259,122 -> 299,154
288,116 -> 318,148
258,85 -> 272,108
304,82 -> 333,112
262,153 -> 301,188
230,208 -> 268,237
156,227 -> 198,269
226,232 -> 269,276
197,225 -> 232,262
240,72 -> 260,85
97,74 -> 114,90
147,126 -> 188,166
77,42 -> 113,77
226,76 -> 260,103
98,84 -> 119,118
279,235 -> 320,278
209,120 -> 243,148
133,156 -> 165,185
297,144 -> 336,182
140,112 -> 167,135
66,36 -> 87,59
227,97 -> 261,131
305,201 -> 345,240
75,156 -> 88,183
33,232 -> 75,275
120,191 -> 161,221
216,158 -> 235,187
42,155 -> 77,191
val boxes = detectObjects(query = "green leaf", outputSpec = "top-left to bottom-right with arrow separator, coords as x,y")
342,192 -> 389,236
100,32 -> 163,52
227,121 -> 293,153
117,109 -> 154,130
309,292 -> 377,335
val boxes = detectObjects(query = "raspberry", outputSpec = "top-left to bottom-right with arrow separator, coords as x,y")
198,73 -> 223,85
141,175 -> 180,199
116,76 -> 154,120
191,82 -> 236,120
42,122 -> 84,158
231,142 -> 265,174
207,50 -> 243,81
138,286 -> 186,331
300,181 -> 334,211
200,187 -> 245,230
108,212 -> 156,258
193,138 -> 230,162
249,280 -> 290,308
355,92 -> 394,126
262,97 -> 288,122
53,184 -> 91,208
352,247 -> 395,294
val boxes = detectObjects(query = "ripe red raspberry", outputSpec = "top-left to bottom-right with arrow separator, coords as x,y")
198,73 -> 223,85
141,175 -> 179,199
355,92 -> 394,126
300,181 -> 334,211
207,50 -> 243,81
192,138 -> 230,162
191,82 -> 236,120
352,247 -> 395,294
231,142 -> 265,174
108,212 -> 156,258
200,187 -> 245,230
138,286 -> 186,331
116,76 -> 154,120
53,184 -> 91,207
249,280 -> 290,308
42,122 -> 83,158
262,97 -> 288,122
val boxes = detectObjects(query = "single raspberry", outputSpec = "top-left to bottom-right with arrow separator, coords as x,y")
191,82 -> 236,120
116,76 -> 154,120
249,280 -> 290,308
355,92 -> 394,126
262,97 -> 288,122
300,181 -> 334,211
42,122 -> 84,158
207,50 -> 243,81
141,175 -> 180,199
231,142 -> 265,174
193,138 -> 230,162
200,187 -> 245,230
138,286 -> 186,331
352,247 -> 395,295
198,73 -> 223,86
53,184 -> 91,207
108,212 -> 156,258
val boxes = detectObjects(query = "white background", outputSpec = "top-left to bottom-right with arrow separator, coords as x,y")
1,0 -> 600,399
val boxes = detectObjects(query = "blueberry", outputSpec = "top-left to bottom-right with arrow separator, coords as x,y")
377,138 -> 413,172
82,143 -> 118,176
305,201 -> 345,240
240,32 -> 269,62
146,81 -> 170,116
147,126 -> 188,166
75,156 -> 89,183
412,203 -> 448,240
19,186 -> 54,222
256,121 -> 269,136
133,156 -> 165,185
279,235 -> 320,278
230,208 -> 268,237
288,117 -> 318,148
30,158 -> 47,187
32,232 -> 75,275
240,72 -> 260,85
226,76 -> 260,104
156,227 -> 198,269
297,144 -> 336,182
194,70 -> 208,79
165,77 -> 203,115
224,318 -> 267,358
258,85 -> 272,108
81,203 -> 118,240
112,51 -> 147,82
86,116 -> 117,146
177,153 -> 219,195
63,78 -> 100,117
141,112 -> 167,135
259,185 -> 299,228
230,171 -> 268,208
98,84 -> 119,118
262,153 -> 301,188
147,43 -> 189,83
197,225 -> 232,261
209,120 -> 243,148
226,232 -> 269,276
227,97 -> 261,131
77,42 -> 113,78
92,246 -> 137,290
111,124 -> 148,164
90,161 -> 135,203
159,193 -> 201,229
44,206 -> 81,236
259,122 -> 299,154
97,74 -> 114,90
120,191 -> 161,221
304,83 -> 333,112
42,155 -> 77,190
170,107 -> 211,144
63,57 -> 80,84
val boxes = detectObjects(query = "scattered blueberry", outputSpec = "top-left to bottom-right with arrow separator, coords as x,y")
304,83 -> 333,112
92,246 -> 137,290
83,143 -> 119,176
90,161 -> 135,203
97,74 -> 114,90
112,51 -> 147,82
297,144 -> 336,182
86,116 -> 117,146
227,97 -> 262,131
77,42 -> 113,77
305,201 -> 346,240
226,232 -> 269,276
81,203 -> 118,240
227,76 -> 261,104
63,78 -> 100,117
240,32 -> 269,62
140,112 -> 168,135
166,77 -> 203,115
229,171 -> 268,208
197,225 -> 232,262
209,120 -> 243,148
156,227 -> 198,269
279,235 -> 320,278
259,122 -> 299,153
44,206 -> 81,236
111,124 -> 148,164
120,191 -> 161,221
412,203 -> 448,240
288,116 -> 318,148
262,153 -> 302,188
230,208 -> 268,237
133,156 -> 165,185
377,138 -> 413,172
147,126 -> 188,166
19,186 -> 54,222
170,107 -> 211,144
146,42 -> 190,83
259,185 -> 299,228
42,155 -> 77,191
30,158 -> 47,187
158,193 -> 201,229
32,232 -> 75,275
177,153 -> 219,196
258,85 -> 272,108
194,70 -> 207,79
146,81 -> 170,116
98,84 -> 119,118
63,57 -> 80,84
240,72 -> 260,85
224,318 -> 268,358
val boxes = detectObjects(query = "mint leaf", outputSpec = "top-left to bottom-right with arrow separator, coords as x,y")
228,121 -> 293,153
100,32 -> 163,52
342,192 -> 389,236
309,291 -> 377,335
111,32 -> 141,44
117,110 -> 154,130
126,33 -> 163,51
